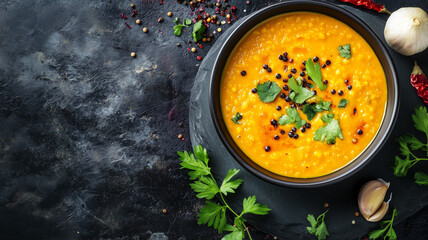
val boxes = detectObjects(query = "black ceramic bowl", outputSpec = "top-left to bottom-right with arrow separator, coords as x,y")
210,1 -> 399,188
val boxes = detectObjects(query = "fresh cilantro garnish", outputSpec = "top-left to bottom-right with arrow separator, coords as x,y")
368,208 -> 398,240
288,77 -> 315,104
302,99 -> 331,121
178,146 -> 270,239
338,99 -> 349,108
232,112 -> 242,124
338,44 -> 352,59
393,106 -> 428,179
314,113 -> 343,144
278,107 -> 306,128
256,81 -> 281,103
306,210 -> 329,240
191,20 -> 207,42
173,18 -> 192,36
305,58 -> 326,90
415,171 -> 428,186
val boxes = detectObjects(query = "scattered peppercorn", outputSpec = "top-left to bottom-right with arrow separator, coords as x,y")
283,52 -> 288,57
338,90 -> 344,96
202,38 -> 207,42
289,59 -> 294,63
288,74 -> 292,78
312,90 -> 317,95
357,129 -> 363,135
191,47 -> 196,52
283,85 -> 289,91
353,108 -> 357,115
355,212 -> 360,217
285,96 -> 291,102
326,60 -> 331,65
143,27 -> 148,33
278,55 -> 283,60
178,134 -> 183,139
274,135 -> 280,140
267,68 -> 272,73
352,138 -> 358,144
131,3 -> 135,8
263,64 -> 268,69
264,146 -> 271,152
197,56 -> 202,61
167,11 -> 173,17
217,27 -> 222,32
280,93 -> 286,98
290,104 -> 295,108
178,122 -> 183,127
331,89 -> 336,94
131,52 -> 136,58
276,106 -> 281,111
291,68 -> 297,74
280,130 -> 285,135
324,203 -> 329,207
323,80 -> 328,84
305,123 -> 311,129
251,88 -> 257,93
270,119 -> 278,127
276,73 -> 281,79
162,209 -> 167,214
294,134 -> 299,139
176,43 -> 181,47
302,60 -> 306,66
300,127 -> 306,133
158,17 -> 164,22
241,71 -> 246,76
288,132 -> 294,138
283,79 -> 288,83
291,127 -> 297,132
136,19 -> 141,25
300,72 -> 305,77
313,56 -> 319,62
344,79 -> 349,84
283,57 -> 288,62
348,85 -> 352,90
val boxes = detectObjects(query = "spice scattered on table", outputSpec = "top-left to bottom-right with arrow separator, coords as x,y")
338,0 -> 391,14
143,27 -> 148,33
136,19 -> 141,25
130,52 -> 136,58
411,61 -> 428,104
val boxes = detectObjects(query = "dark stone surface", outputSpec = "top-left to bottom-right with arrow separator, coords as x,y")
0,0 -> 427,240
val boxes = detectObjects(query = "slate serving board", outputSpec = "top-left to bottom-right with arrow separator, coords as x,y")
189,3 -> 428,240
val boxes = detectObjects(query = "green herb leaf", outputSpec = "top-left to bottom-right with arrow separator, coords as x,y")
232,112 -> 243,124
338,44 -> 352,59
412,106 -> 428,137
256,81 -> 281,103
190,176 -> 220,199
306,210 -> 329,240
191,20 -> 207,42
278,108 -> 306,128
398,135 -> 425,150
174,25 -> 184,36
302,99 -> 331,121
288,77 -> 315,103
393,155 -> 412,177
305,58 -> 326,90
178,149 -> 210,180
369,208 -> 398,240
185,18 -> 192,25
314,113 -> 343,144
220,169 -> 243,195
241,195 -> 271,216
174,17 -> 179,23
415,172 -> 428,186
198,201 -> 227,233
338,99 -> 349,108
222,227 -> 244,240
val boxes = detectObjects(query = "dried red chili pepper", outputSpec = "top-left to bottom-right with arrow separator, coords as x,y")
338,0 -> 391,14
411,61 -> 428,105
124,22 -> 131,29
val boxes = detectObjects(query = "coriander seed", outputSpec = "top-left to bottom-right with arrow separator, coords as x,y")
131,3 -> 135,8
178,134 -> 183,139
191,47 -> 196,53
217,27 -> 222,32
131,52 -> 136,58
167,11 -> 172,17
136,19 -> 141,25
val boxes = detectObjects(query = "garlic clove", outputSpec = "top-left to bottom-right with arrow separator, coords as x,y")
358,179 -> 390,220
384,7 -> 428,56
366,201 -> 389,222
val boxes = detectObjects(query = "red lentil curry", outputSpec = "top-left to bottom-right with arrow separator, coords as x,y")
220,12 -> 387,178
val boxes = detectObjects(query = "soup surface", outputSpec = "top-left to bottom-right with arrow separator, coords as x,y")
220,12 -> 387,178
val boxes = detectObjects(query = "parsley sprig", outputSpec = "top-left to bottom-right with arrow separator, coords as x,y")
393,106 -> 428,184
191,20 -> 207,42
306,210 -> 329,240
178,146 -> 271,240
173,18 -> 192,36
368,208 -> 398,240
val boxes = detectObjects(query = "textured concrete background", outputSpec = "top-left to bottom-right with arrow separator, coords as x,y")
0,0 -> 427,239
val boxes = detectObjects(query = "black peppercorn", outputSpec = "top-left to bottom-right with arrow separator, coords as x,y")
348,85 -> 352,90
291,68 -> 297,74
283,57 -> 288,62
312,90 -> 317,95
305,123 -> 311,129
323,80 -> 328,84
280,130 -> 285,135
264,146 -> 271,152
283,85 -> 289,91
285,96 -> 291,102
291,127 -> 297,132
271,119 -> 278,126
326,60 -> 331,65
283,79 -> 288,83
276,73 -> 281,79
252,88 -> 257,93
338,90 -> 344,96
290,59 -> 294,63
300,127 -> 306,133
345,79 -> 349,84
357,129 -> 363,135
276,106 -> 281,111
302,60 -> 306,66
300,71 -> 305,77
331,89 -> 336,94
274,135 -> 280,140
280,93 -> 286,98
313,56 -> 319,62
278,55 -> 283,60
288,132 -> 294,138
263,64 -> 268,69
267,68 -> 272,73
322,64 -> 326,68
288,74 -> 292,78
290,104 -> 296,108
294,134 -> 299,139
241,71 -> 246,76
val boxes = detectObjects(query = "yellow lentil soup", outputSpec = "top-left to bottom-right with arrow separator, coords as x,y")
220,12 -> 387,178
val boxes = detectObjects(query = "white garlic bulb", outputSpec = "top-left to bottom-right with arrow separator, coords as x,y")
384,7 -> 428,56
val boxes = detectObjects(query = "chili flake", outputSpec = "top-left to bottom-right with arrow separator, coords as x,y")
411,61 -> 428,105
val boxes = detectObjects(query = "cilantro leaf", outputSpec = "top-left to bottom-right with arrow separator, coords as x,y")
302,100 -> 331,121
185,18 -> 192,25
220,169 -> 243,196
393,155 -> 413,177
191,20 -> 207,42
232,112 -> 243,124
306,210 -> 329,240
198,201 -> 227,233
241,195 -> 271,216
338,99 -> 349,108
398,135 -> 425,150
412,106 -> 428,137
314,113 -> 343,144
256,81 -> 281,103
338,44 -> 352,59
190,176 -> 220,199
288,77 -> 315,103
369,208 -> 398,240
305,58 -> 326,90
178,150 -> 210,180
173,18 -> 191,37
278,108 -> 306,128
415,171 -> 428,186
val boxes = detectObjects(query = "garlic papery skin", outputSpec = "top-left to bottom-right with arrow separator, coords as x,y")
358,179 -> 390,222
384,7 -> 428,56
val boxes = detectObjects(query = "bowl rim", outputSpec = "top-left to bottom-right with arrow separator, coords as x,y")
209,0 -> 399,188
